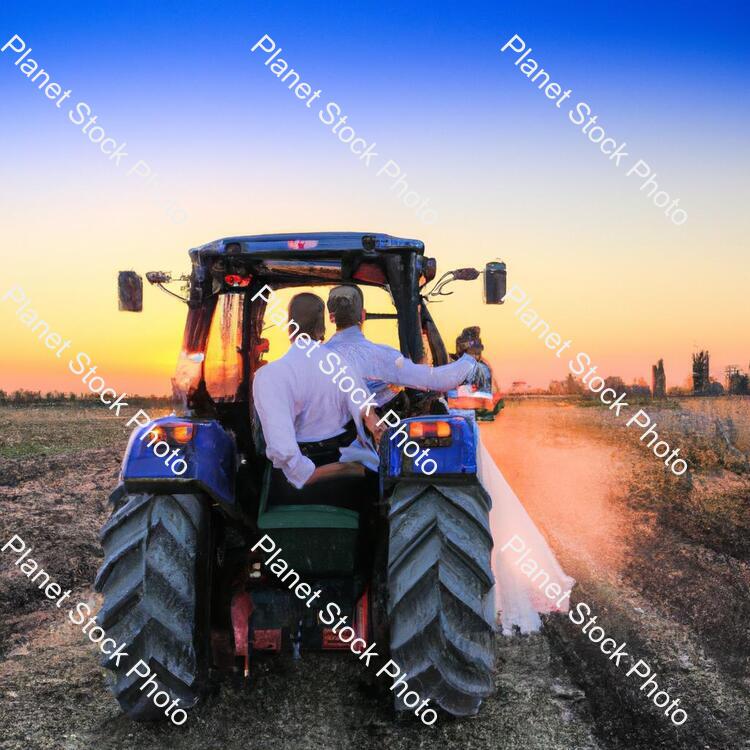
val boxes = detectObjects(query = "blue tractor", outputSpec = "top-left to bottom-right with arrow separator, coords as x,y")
98,233 -> 506,722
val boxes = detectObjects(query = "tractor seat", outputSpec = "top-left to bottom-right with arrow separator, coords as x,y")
254,425 -> 377,575
255,420 -> 376,528
256,463 -> 372,575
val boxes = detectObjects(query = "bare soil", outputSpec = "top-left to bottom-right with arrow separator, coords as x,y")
489,399 -> 750,750
0,400 -> 748,749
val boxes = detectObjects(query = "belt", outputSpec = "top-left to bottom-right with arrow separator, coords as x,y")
298,420 -> 357,456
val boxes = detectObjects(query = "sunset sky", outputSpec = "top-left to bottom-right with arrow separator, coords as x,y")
1,1 -> 748,395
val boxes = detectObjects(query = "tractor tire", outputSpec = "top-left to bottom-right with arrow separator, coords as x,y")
387,480 -> 495,717
94,490 -> 212,721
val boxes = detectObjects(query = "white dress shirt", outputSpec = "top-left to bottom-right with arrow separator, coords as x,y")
325,326 -> 477,406
252,339 -> 370,489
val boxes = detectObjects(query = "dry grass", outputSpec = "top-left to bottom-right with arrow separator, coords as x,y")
677,396 -> 750,454
0,404 -> 171,460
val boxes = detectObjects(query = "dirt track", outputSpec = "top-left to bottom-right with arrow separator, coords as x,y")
0,401 -> 749,749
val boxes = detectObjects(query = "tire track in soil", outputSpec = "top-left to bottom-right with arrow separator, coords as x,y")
485,400 -> 750,750
0,606 -> 602,750
0,447 -> 114,658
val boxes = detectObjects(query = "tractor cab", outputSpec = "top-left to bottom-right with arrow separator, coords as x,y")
118,232 -> 505,513
103,232 -> 506,722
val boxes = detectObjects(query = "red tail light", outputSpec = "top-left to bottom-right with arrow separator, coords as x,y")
225,274 -> 252,287
169,423 -> 195,444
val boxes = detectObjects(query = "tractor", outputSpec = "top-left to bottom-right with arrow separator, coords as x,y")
97,232 -> 507,722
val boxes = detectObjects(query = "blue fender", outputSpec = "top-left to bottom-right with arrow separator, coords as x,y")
383,414 -> 477,480
121,416 -> 235,507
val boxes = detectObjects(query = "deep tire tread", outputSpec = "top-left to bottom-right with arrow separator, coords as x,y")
388,480 -> 495,717
94,491 -> 209,721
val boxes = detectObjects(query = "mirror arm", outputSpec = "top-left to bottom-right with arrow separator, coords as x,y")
426,267 -> 479,298
154,283 -> 189,304
145,271 -> 190,304
426,271 -> 458,298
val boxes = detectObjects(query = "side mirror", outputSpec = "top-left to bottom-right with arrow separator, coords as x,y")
484,261 -> 506,304
118,271 -> 143,312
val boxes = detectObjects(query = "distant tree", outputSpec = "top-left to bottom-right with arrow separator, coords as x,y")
604,375 -> 626,392
692,350 -> 710,394
707,380 -> 725,396
11,389 -> 43,403
727,370 -> 749,395
651,359 -> 666,398
630,379 -> 651,398
564,373 -> 583,395
548,380 -> 566,395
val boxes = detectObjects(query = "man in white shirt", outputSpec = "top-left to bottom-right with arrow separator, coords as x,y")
324,284 -> 478,407
252,292 -> 376,491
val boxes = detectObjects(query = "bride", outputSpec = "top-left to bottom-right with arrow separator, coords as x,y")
448,326 -> 575,633
477,436 -> 575,634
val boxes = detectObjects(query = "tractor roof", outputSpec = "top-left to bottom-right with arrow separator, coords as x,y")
189,232 -> 424,260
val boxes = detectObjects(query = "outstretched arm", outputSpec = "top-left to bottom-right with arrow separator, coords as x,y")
375,346 -> 477,392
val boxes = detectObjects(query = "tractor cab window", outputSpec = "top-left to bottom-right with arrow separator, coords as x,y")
205,292 -> 244,401
420,327 -> 434,366
259,284 -> 400,365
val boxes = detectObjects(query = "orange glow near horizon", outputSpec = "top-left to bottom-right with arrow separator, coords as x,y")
1,250 -> 747,397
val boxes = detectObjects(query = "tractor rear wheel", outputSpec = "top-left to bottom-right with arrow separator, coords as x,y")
387,480 -> 495,717
94,490 -> 212,720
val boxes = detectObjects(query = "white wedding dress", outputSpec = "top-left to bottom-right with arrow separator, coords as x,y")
477,435 -> 575,635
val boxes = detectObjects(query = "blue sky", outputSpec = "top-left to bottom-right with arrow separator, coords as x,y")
1,1 -> 748,391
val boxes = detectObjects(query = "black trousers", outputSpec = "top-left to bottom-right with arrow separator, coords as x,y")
269,422 -> 378,509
